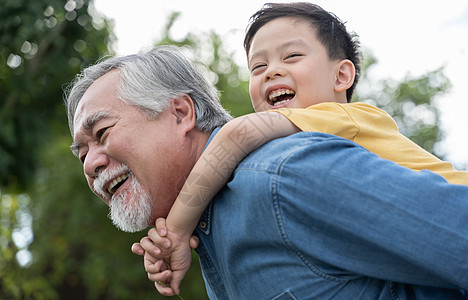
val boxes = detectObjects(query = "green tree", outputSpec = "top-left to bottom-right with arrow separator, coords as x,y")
0,0 -> 118,298
0,0 -> 113,189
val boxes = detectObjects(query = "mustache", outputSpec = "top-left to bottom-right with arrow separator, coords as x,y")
93,163 -> 131,199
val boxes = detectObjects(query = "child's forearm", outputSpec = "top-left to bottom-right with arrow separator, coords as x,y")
166,111 -> 299,237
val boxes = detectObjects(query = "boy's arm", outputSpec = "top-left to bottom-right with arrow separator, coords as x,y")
166,111 -> 300,239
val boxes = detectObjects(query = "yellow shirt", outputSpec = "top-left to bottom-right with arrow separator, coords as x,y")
274,102 -> 468,185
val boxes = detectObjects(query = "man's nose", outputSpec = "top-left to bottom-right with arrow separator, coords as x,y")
84,148 -> 109,178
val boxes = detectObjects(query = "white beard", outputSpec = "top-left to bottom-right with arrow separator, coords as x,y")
94,164 -> 153,232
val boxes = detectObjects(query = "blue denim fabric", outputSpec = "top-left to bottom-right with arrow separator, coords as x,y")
195,131 -> 468,300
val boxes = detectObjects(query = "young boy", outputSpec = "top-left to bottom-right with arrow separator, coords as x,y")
133,2 -> 468,296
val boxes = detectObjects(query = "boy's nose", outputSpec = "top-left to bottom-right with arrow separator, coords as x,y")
265,65 -> 286,81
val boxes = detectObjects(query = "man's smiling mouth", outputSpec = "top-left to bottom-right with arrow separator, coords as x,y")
107,173 -> 129,195
268,89 -> 296,106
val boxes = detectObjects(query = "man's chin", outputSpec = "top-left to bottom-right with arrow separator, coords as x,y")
114,224 -> 148,233
109,211 -> 151,233
108,194 -> 154,233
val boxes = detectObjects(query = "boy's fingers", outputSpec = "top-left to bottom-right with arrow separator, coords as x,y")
155,281 -> 176,297
131,242 -> 144,255
155,218 -> 168,236
143,251 -> 159,269
148,227 -> 171,249
170,272 -> 184,295
148,269 -> 172,283
140,236 -> 163,257
146,259 -> 169,273
189,235 -> 200,249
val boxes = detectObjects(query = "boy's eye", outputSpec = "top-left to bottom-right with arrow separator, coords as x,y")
285,53 -> 302,59
251,64 -> 266,72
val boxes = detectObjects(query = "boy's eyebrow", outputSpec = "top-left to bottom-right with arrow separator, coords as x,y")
248,49 -> 267,67
70,111 -> 111,157
277,39 -> 308,51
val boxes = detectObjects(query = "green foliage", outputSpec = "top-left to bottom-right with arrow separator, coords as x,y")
0,0 -> 113,188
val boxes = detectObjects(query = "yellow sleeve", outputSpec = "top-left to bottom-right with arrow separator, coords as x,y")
272,102 -> 360,141
274,102 -> 468,185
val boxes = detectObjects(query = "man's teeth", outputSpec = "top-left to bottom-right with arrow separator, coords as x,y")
107,173 -> 129,194
268,89 -> 295,102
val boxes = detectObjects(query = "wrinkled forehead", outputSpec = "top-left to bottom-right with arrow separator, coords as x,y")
72,70 -> 122,139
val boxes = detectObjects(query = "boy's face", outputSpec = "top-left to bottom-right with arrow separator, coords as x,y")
248,17 -> 345,111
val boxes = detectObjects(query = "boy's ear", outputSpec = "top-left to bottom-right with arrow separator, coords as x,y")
334,59 -> 355,92
170,94 -> 196,134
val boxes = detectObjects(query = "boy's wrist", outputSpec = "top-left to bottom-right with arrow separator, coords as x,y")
165,222 -> 193,244
166,200 -> 203,240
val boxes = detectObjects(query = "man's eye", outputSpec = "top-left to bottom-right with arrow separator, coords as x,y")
80,154 -> 87,164
96,127 -> 108,141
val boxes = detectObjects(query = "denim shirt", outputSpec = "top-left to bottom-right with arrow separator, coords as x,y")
195,131 -> 468,300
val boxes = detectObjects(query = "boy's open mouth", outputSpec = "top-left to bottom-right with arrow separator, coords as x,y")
268,89 -> 296,106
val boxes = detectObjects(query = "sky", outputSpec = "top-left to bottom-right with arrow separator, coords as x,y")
93,0 -> 468,167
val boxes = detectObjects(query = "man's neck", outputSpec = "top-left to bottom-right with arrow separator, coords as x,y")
190,129 -> 213,162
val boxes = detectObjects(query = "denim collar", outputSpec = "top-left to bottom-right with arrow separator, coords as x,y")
197,127 -> 221,235
203,126 -> 220,152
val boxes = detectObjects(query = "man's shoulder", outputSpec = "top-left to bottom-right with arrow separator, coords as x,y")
250,131 -> 353,155
239,132 -> 356,171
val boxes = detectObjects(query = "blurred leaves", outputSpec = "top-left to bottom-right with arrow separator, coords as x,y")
0,0 -> 113,188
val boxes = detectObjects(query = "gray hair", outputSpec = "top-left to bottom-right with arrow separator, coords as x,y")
64,45 -> 232,134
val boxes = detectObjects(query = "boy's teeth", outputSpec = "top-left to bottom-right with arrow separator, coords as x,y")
273,99 -> 290,106
268,89 -> 295,101
107,173 -> 129,194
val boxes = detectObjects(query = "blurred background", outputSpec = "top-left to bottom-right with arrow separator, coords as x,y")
1,0 -> 466,299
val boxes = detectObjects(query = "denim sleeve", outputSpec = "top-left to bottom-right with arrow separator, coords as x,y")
272,133 -> 468,290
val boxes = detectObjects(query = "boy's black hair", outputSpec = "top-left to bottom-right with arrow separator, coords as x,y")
244,2 -> 361,102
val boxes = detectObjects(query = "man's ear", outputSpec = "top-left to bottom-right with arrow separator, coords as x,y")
170,94 -> 196,134
334,59 -> 355,92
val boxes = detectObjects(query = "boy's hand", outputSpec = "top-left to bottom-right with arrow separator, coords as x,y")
131,218 -> 200,296
146,218 -> 197,295
143,251 -> 176,296
131,219 -> 199,257
131,235 -> 166,257
136,243 -> 175,296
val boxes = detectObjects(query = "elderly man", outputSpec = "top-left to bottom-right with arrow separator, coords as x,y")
65,46 -> 468,299
66,46 -> 232,232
